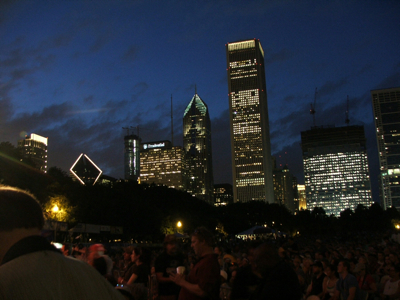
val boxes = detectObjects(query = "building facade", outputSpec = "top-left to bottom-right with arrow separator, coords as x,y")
213,184 -> 233,206
182,93 -> 214,203
297,184 -> 307,211
70,153 -> 103,185
140,140 -> 183,189
124,134 -> 140,181
372,87 -> 400,210
226,39 -> 274,203
273,166 -> 296,213
301,125 -> 373,216
18,133 -> 48,173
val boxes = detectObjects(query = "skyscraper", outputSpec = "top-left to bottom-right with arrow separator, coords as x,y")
301,125 -> 373,216
371,87 -> 400,210
18,133 -> 48,173
70,153 -> 103,185
182,93 -> 214,203
124,134 -> 140,181
226,39 -> 274,203
140,140 -> 183,189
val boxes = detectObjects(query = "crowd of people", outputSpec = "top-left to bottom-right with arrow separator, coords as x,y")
1,184 -> 400,300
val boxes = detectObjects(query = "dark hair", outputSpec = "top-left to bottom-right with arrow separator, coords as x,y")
93,256 -> 107,276
133,247 -> 151,265
339,259 -> 351,271
192,227 -> 214,247
0,186 -> 44,231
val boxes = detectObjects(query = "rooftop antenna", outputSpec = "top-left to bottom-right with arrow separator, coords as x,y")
195,84 -> 197,95
345,95 -> 350,126
122,127 -> 130,135
310,87 -> 317,127
171,94 -> 174,146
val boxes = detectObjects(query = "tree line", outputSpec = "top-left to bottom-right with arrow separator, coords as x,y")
1,141 -> 399,243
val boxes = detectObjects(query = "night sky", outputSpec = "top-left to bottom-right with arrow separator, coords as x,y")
1,1 -> 400,203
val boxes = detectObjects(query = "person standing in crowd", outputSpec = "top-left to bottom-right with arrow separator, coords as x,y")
381,264 -> 400,300
170,227 -> 220,300
322,264 -> 338,300
306,261 -> 326,299
334,259 -> 360,300
250,243 -> 302,300
155,234 -> 185,300
0,185 -> 124,300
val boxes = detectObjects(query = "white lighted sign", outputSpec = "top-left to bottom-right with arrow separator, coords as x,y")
143,142 -> 165,149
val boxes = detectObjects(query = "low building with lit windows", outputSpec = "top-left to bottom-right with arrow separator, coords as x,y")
18,133 -> 48,173
140,140 -> 183,190
301,125 -> 373,216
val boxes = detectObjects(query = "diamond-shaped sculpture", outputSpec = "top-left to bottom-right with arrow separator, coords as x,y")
70,153 -> 102,185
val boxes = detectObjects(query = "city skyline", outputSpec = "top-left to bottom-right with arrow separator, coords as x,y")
1,1 -> 400,204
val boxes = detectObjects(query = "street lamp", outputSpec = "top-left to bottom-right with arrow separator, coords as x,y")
177,221 -> 182,228
52,205 -> 60,242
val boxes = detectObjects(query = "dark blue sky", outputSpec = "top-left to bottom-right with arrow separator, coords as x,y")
1,1 -> 399,202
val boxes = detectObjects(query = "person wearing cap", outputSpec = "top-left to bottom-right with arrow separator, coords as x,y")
305,260 -> 326,299
0,185 -> 124,300
170,227 -> 220,300
154,234 -> 185,300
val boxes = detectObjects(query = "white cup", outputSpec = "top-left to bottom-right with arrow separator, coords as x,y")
176,266 -> 185,275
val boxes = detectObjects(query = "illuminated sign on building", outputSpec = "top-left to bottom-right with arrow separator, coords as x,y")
143,142 -> 166,150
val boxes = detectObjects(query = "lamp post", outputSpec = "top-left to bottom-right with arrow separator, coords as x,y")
52,205 -> 59,242
177,221 -> 182,234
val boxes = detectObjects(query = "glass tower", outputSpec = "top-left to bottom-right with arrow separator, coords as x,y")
18,133 -> 48,173
226,39 -> 274,203
371,87 -> 400,210
140,140 -> 183,189
301,125 -> 373,216
124,134 -> 140,181
182,93 -> 214,203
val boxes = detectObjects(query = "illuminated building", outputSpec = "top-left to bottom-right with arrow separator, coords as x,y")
273,165 -> 296,213
140,140 -> 183,189
18,133 -> 48,173
301,125 -> 373,217
297,184 -> 307,211
124,134 -> 140,181
213,184 -> 233,206
371,87 -> 400,210
182,93 -> 214,203
70,153 -> 102,185
226,39 -> 274,203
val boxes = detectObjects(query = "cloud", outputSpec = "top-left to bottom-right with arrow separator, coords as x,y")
89,33 -> 113,53
373,71 -> 400,90
83,95 -> 94,103
265,48 -> 293,66
122,45 -> 139,62
318,78 -> 349,97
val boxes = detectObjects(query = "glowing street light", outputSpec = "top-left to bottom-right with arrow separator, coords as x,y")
52,205 -> 59,213
177,221 -> 182,228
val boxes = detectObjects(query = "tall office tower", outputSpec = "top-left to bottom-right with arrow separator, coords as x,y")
182,93 -> 214,203
226,39 -> 274,203
18,133 -> 48,173
124,134 -> 140,181
301,125 -> 373,217
140,140 -> 183,189
371,87 -> 400,210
